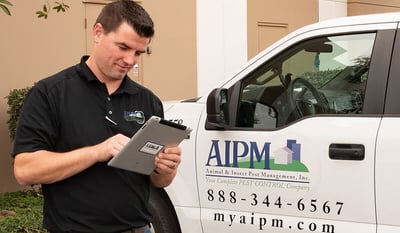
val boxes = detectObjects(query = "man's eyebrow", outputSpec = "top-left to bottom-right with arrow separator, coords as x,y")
116,42 -> 146,53
116,42 -> 131,48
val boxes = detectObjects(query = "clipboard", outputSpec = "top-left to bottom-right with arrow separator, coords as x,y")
107,116 -> 192,175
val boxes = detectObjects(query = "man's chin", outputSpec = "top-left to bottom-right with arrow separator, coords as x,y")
116,69 -> 130,78
112,72 -> 127,80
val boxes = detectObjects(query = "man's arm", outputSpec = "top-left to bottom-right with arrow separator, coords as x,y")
14,134 -> 130,186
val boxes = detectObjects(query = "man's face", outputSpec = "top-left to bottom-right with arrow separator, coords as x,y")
92,22 -> 150,82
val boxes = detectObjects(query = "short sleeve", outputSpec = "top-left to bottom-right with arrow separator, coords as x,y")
12,82 -> 58,157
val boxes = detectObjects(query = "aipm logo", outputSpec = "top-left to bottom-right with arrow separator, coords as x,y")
206,139 -> 308,172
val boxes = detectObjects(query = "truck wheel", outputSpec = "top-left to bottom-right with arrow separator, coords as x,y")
148,186 -> 181,233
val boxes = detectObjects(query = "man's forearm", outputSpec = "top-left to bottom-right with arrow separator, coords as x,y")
13,147 -> 99,186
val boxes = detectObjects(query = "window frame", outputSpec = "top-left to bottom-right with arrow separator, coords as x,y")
226,29 -> 395,130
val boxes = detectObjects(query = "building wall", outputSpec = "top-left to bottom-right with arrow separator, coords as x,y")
196,0 -> 248,98
319,0 -> 347,21
348,0 -> 400,15
247,0 -> 319,60
141,0 -> 197,101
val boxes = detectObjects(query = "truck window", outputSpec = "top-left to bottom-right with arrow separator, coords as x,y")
236,33 -> 376,129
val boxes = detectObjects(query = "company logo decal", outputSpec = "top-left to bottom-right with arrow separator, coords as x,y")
206,139 -> 308,172
124,111 -> 145,124
202,139 -> 339,231
204,139 -> 311,188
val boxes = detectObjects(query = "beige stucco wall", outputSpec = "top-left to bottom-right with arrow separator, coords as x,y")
348,0 -> 400,15
247,0 -> 319,59
141,0 -> 197,101
0,1 -> 86,193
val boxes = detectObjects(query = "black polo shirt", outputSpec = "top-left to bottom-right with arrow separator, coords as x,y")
13,56 -> 164,232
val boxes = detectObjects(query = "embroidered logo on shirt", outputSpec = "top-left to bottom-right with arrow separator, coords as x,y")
124,111 -> 145,124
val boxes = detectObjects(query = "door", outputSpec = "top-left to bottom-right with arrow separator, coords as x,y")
375,28 -> 400,233
196,26 -> 396,232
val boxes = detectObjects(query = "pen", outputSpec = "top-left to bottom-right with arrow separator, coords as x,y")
105,116 -> 118,125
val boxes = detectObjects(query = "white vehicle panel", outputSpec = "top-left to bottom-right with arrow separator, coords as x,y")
200,208 -> 375,233
164,102 -> 204,207
375,118 -> 400,229
174,207 -> 204,233
196,114 -> 379,232
377,225 -> 400,233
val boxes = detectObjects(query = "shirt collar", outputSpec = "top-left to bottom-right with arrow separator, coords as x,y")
79,56 -> 139,95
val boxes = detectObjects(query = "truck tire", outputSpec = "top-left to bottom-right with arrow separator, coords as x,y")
148,186 -> 182,233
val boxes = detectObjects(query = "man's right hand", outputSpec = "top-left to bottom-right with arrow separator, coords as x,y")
94,133 -> 130,162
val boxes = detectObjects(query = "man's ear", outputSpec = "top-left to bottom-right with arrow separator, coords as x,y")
93,23 -> 104,44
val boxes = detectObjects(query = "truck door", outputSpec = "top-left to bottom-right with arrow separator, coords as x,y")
196,28 -> 395,233
375,28 -> 400,233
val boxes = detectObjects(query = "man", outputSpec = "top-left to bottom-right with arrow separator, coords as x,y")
12,1 -> 181,232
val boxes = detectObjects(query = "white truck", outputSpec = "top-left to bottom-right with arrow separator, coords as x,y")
148,12 -> 400,233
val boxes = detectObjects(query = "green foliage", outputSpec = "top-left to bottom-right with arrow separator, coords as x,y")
0,0 -> 12,16
303,69 -> 341,87
303,56 -> 371,87
53,1 -> 70,13
0,189 -> 46,233
36,1 -> 70,19
5,86 -> 32,141
1,1 -> 69,18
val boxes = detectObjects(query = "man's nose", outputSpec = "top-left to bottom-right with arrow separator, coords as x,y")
123,53 -> 138,67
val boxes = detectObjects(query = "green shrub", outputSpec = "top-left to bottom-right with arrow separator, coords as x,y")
5,86 -> 32,141
0,188 -> 46,232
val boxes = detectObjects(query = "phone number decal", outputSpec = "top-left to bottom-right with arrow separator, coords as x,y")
207,189 -> 344,215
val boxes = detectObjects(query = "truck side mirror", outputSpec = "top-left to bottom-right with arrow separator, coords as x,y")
206,88 -> 229,129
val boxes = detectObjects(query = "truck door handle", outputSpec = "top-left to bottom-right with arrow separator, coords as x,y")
329,144 -> 365,160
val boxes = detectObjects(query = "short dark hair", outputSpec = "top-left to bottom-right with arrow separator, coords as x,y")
95,0 -> 154,38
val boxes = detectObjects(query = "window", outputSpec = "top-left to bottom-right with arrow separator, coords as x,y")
236,33 -> 376,129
